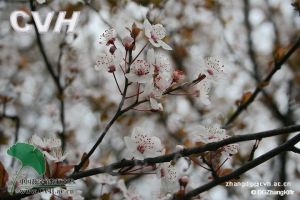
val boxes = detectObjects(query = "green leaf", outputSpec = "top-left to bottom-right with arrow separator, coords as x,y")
7,143 -> 46,175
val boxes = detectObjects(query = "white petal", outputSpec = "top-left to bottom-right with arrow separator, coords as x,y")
200,95 -> 211,105
150,136 -> 163,154
150,98 -> 160,110
36,0 -> 46,4
143,19 -> 152,38
43,151 -> 57,161
124,136 -> 137,152
147,48 -> 155,65
149,39 -> 160,47
158,40 -> 172,50
31,135 -> 45,148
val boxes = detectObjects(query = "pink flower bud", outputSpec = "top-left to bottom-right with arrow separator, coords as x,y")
172,70 -> 185,83
122,36 -> 134,50
109,45 -> 117,55
179,176 -> 189,187
108,65 -> 116,73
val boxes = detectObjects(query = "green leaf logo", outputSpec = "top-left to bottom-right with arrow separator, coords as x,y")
7,143 -> 46,175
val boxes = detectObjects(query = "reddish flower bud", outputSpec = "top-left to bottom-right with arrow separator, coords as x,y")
108,65 -> 116,73
179,176 -> 189,187
172,70 -> 185,83
122,36 -> 135,50
109,45 -> 117,55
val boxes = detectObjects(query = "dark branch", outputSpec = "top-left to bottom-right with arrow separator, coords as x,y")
183,133 -> 300,199
71,124 -> 300,179
223,37 -> 300,128
29,0 -> 67,150
5,125 -> 300,200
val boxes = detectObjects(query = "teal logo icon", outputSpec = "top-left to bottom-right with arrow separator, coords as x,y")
7,143 -> 46,194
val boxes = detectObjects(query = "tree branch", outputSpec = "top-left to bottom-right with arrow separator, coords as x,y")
4,124 -> 300,200
223,37 -> 300,128
71,124 -> 300,179
29,0 -> 67,150
182,133 -> 300,199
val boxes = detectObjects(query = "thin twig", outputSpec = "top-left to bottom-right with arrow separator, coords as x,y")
223,37 -> 300,128
29,0 -> 67,150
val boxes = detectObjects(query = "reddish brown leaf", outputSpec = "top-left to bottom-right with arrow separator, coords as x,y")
131,23 -> 141,39
52,163 -> 73,178
0,161 -> 8,194
217,168 -> 233,177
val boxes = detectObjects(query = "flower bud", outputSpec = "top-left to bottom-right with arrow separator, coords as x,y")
108,65 -> 116,73
179,176 -> 189,187
172,70 -> 185,83
109,45 -> 117,55
122,36 -> 135,50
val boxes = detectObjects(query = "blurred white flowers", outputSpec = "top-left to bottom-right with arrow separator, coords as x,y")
36,0 -> 46,4
144,19 -> 172,50
124,127 -> 164,159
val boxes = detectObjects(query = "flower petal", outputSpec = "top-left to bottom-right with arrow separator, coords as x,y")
158,40 -> 172,50
143,19 -> 152,38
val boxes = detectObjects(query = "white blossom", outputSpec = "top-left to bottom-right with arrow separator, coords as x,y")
147,49 -> 172,74
95,50 -> 123,73
43,148 -> 67,163
99,29 -> 117,46
202,57 -> 224,80
126,60 -> 153,83
124,127 -> 164,159
187,125 -> 239,155
30,134 -> 61,152
196,80 -> 211,105
144,19 -> 172,50
157,162 -> 178,193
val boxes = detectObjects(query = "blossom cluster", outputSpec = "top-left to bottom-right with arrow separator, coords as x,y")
93,18 -> 239,199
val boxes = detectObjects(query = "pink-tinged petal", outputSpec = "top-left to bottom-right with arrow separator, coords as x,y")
149,38 -> 161,47
144,19 -> 152,38
157,40 -> 172,50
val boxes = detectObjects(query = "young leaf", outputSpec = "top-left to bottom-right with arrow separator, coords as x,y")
0,161 -> 8,194
7,143 -> 46,175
